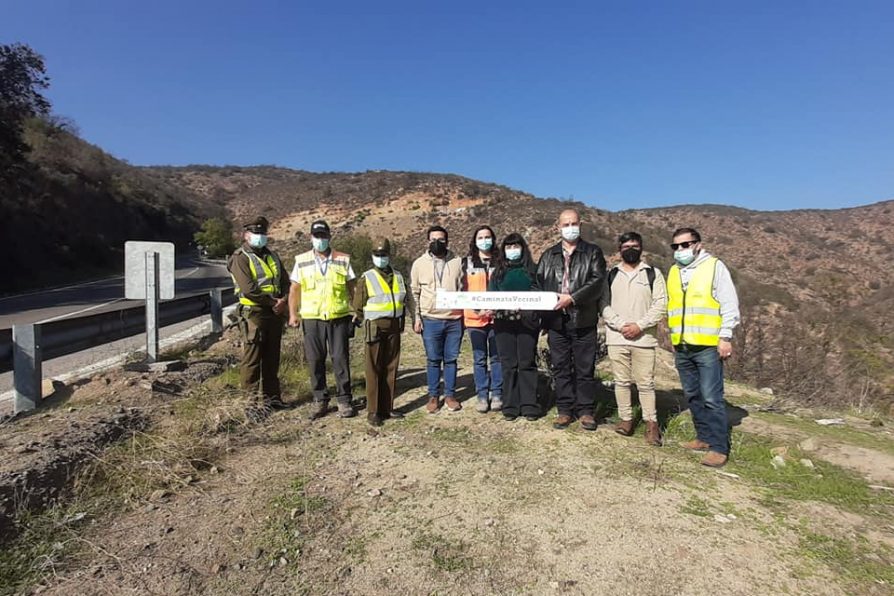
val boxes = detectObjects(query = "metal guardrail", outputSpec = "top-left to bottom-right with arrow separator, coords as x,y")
6,288 -> 235,413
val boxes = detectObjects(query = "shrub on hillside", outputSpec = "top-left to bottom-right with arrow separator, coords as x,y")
195,218 -> 236,258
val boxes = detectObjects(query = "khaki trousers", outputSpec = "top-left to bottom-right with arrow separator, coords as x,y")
607,345 -> 657,422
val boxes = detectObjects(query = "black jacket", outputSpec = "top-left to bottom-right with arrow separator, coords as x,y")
536,239 -> 607,330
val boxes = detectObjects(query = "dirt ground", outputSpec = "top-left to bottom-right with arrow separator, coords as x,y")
2,330 -> 893,595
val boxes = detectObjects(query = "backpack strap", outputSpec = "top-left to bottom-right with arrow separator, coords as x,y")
606,265 -> 655,301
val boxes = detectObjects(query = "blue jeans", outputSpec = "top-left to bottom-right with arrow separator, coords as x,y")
467,325 -> 503,400
675,345 -> 729,455
422,318 -> 463,398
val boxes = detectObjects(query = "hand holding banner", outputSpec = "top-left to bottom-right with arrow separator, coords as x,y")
435,290 -> 559,311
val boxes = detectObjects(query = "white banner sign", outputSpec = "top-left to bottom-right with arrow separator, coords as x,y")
435,291 -> 559,311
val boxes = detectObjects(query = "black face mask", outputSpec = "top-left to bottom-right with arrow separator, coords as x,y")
429,239 -> 448,257
620,247 -> 642,264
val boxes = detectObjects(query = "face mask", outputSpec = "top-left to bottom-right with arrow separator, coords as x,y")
429,239 -> 448,257
476,238 -> 493,252
312,237 -> 329,252
561,225 -> 580,242
674,248 -> 696,266
505,247 -> 522,261
372,255 -> 390,269
620,247 -> 642,264
248,233 -> 267,249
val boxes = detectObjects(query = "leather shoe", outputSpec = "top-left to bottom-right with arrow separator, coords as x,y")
426,397 -> 441,414
680,439 -> 710,451
553,414 -> 574,429
645,421 -> 662,446
444,396 -> 462,411
615,419 -> 636,436
387,410 -> 405,419
701,451 -> 728,467
579,415 -> 597,431
367,415 -> 384,427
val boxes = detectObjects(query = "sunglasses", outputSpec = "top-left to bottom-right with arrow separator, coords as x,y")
670,240 -> 697,250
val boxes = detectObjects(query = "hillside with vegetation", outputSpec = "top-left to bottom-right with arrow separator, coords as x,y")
146,165 -> 894,415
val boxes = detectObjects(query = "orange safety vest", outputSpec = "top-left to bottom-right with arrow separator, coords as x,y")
463,256 -> 494,328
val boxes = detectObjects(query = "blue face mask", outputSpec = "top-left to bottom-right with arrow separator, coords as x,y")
372,255 -> 390,269
674,248 -> 696,266
476,238 -> 493,252
248,233 -> 268,249
505,247 -> 522,261
312,237 -> 329,252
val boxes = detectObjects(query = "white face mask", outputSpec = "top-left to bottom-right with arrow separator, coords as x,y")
248,233 -> 267,249
674,248 -> 696,266
312,237 -> 329,252
505,247 -> 522,261
560,225 -> 580,242
476,238 -> 493,252
372,255 -> 390,268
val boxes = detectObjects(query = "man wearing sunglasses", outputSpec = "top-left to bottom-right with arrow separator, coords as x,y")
666,228 -> 740,467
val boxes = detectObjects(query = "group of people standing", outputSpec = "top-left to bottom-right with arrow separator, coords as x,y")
227,207 -> 739,468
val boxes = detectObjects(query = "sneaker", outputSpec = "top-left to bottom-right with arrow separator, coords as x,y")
444,396 -> 462,412
490,398 -> 503,411
426,397 -> 441,414
524,415 -> 539,422
476,398 -> 489,413
336,402 -> 356,418
503,414 -> 518,422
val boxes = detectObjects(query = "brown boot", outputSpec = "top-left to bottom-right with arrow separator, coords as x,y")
426,396 -> 441,414
579,415 -> 597,431
553,414 -> 574,429
644,421 -> 662,446
444,396 -> 462,412
680,439 -> 710,451
614,419 -> 636,436
701,451 -> 728,467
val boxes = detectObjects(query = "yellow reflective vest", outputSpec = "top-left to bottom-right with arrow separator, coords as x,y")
363,268 -> 406,320
294,250 -> 353,320
232,248 -> 281,307
667,257 -> 722,346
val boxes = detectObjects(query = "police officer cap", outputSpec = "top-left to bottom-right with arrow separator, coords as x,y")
372,238 -> 391,255
244,216 -> 269,233
310,220 -> 331,237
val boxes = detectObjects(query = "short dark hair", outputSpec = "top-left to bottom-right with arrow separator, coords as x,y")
672,227 -> 701,242
427,225 -> 448,242
618,231 -> 643,248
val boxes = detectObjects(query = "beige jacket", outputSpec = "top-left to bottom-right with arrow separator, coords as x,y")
410,251 -> 463,320
599,262 -> 667,348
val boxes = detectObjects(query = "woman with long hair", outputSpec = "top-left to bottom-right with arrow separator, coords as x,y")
489,232 -> 540,421
462,225 -> 503,413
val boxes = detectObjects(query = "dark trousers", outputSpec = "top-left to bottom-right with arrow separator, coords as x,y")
303,316 -> 353,404
548,323 -> 598,417
495,321 -> 540,417
365,324 -> 401,417
239,305 -> 284,405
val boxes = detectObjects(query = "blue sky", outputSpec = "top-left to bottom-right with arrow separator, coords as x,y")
4,1 -> 893,211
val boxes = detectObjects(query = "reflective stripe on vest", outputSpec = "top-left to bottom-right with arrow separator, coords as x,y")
363,269 -> 406,320
232,249 -> 280,307
463,257 -> 493,328
667,257 -> 722,346
296,251 -> 352,320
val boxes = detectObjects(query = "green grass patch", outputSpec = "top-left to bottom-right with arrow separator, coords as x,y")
799,531 -> 894,588
259,477 -> 329,567
753,411 -> 894,457
727,433 -> 894,516
679,495 -> 712,518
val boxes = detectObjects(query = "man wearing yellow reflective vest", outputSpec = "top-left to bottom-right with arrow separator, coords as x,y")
227,216 -> 290,422
667,227 -> 740,468
352,238 -> 414,427
288,220 -> 358,420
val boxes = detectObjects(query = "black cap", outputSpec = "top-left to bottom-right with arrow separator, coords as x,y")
310,220 -> 331,237
372,238 -> 391,256
244,216 -> 269,233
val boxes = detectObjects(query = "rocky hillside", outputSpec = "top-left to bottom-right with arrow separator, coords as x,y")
145,165 -> 894,413
0,120 -> 226,292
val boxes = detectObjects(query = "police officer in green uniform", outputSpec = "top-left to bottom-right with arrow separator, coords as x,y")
227,216 -> 289,422
352,238 -> 410,426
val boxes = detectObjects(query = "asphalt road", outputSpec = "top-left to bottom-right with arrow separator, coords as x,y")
0,258 -> 232,329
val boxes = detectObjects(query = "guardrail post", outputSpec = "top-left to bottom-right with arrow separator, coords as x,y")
210,288 -> 223,333
13,323 -> 42,413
